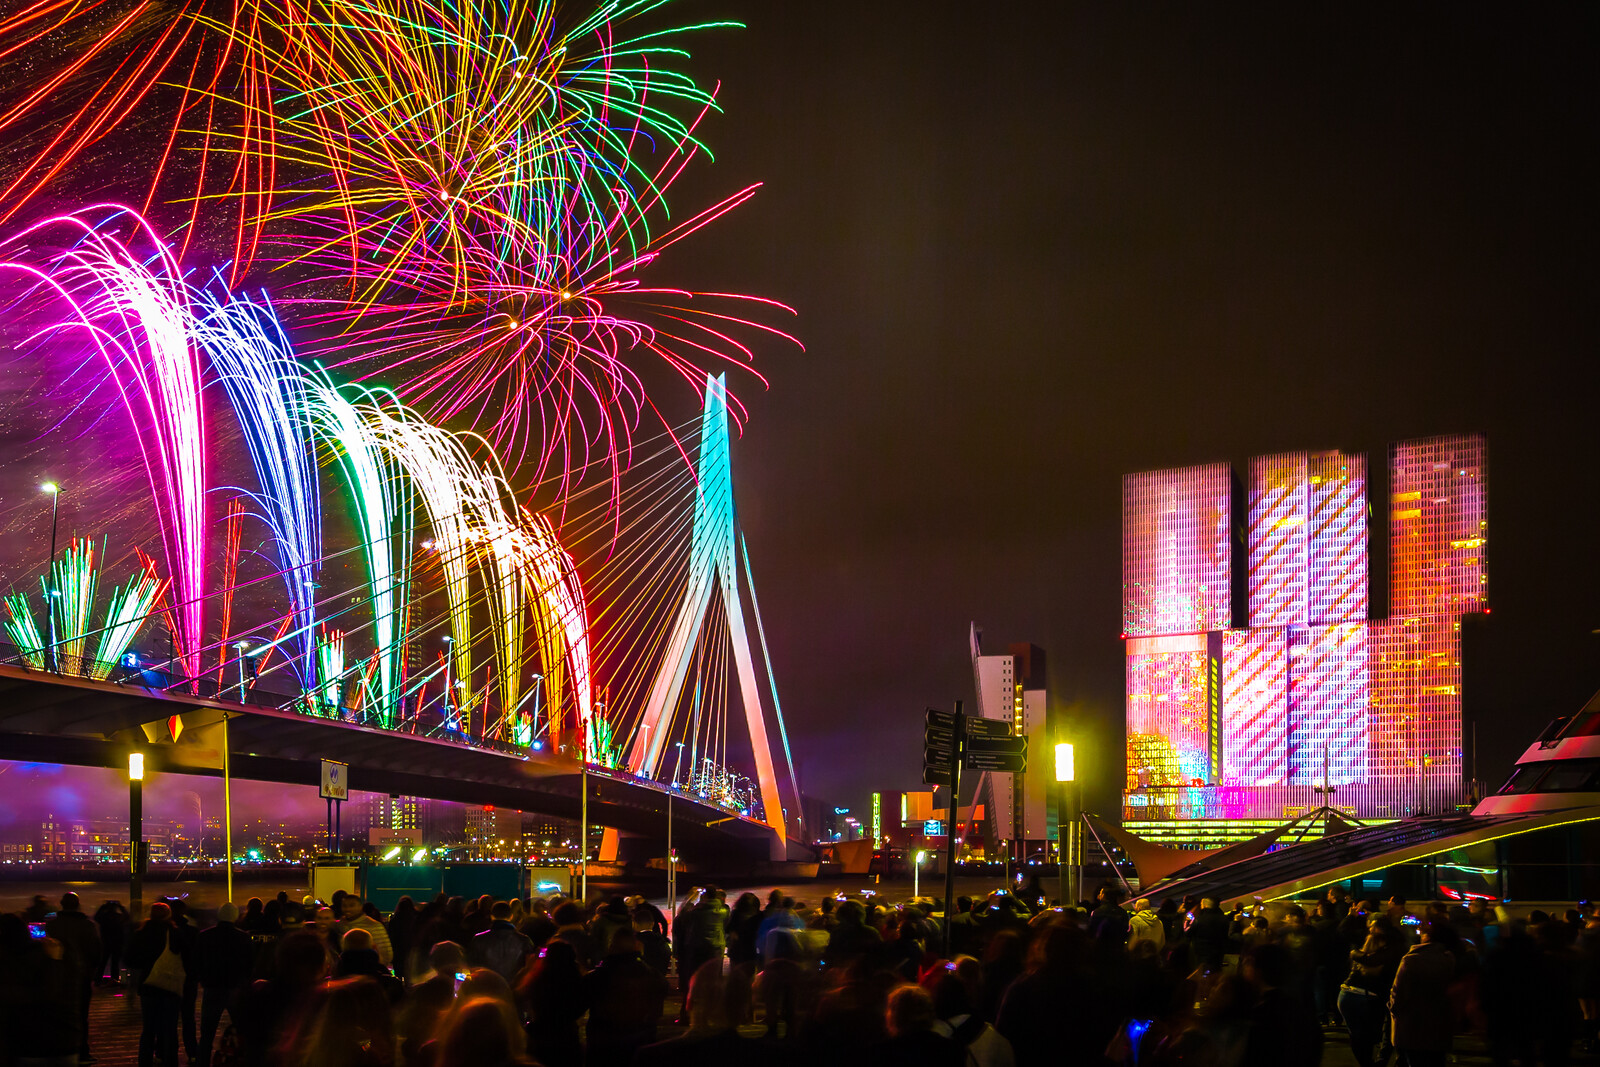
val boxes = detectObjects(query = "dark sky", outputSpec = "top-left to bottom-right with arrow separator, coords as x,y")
658,4 -> 1600,816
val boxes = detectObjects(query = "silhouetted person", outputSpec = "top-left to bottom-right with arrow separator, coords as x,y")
581,930 -> 668,1067
93,900 -> 129,985
470,901 -> 533,983
46,891 -> 102,1062
126,903 -> 185,1067
517,939 -> 584,1067
1389,920 -> 1455,1067
881,985 -> 962,1067
196,901 -> 253,1066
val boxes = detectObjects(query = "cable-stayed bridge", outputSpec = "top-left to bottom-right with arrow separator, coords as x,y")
0,372 -> 808,862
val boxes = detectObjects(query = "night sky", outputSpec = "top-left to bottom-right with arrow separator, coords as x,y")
661,4 -> 1600,817
2,5 -> 1598,829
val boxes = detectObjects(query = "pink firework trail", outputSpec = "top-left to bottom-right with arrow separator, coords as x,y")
0,205 -> 208,685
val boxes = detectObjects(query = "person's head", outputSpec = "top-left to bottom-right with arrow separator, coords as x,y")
148,901 -> 172,924
314,907 -> 336,929
1316,901 -> 1336,921
168,898 -> 188,921
1199,898 -> 1217,911
425,940 -> 464,977
735,892 -> 761,914
1098,885 -> 1125,906
277,930 -> 332,987
1327,886 -> 1347,903
1133,897 -> 1152,913
218,902 -> 240,924
340,895 -> 363,920
245,897 -> 263,916
1285,904 -> 1306,924
433,995 -> 525,1067
885,984 -> 937,1038
490,901 -> 512,922
1388,895 -> 1407,911
60,892 -> 81,912
457,967 -> 516,1012
551,901 -> 583,927
606,930 -> 639,958
341,927 -> 374,954
768,889 -> 785,907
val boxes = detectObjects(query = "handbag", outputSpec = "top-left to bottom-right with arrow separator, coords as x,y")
146,931 -> 186,994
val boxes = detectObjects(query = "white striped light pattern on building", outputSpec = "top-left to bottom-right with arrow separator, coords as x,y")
1122,434 -> 1487,822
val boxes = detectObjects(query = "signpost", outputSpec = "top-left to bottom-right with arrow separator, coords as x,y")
920,704 -> 1035,949
320,759 -> 348,853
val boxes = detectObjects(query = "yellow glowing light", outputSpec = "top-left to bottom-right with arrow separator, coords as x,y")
41,482 -> 59,494
128,752 -> 145,781
1055,742 -> 1075,783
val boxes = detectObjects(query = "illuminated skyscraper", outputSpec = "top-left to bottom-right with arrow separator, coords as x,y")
969,627 -> 1051,862
1122,435 -> 1485,836
1390,434 -> 1488,618
1122,464 -> 1234,638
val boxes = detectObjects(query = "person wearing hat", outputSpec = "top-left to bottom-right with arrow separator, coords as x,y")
196,902 -> 253,1065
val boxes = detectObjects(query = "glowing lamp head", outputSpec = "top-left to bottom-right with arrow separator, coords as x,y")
411,847 -> 427,862
1055,742 -> 1075,783
382,845 -> 402,860
41,482 -> 59,495
128,752 -> 145,781
915,850 -> 927,864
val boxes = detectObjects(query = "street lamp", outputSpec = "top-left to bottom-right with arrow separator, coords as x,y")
41,483 -> 61,672
673,741 -> 687,787
913,849 -> 927,899
1055,742 -> 1077,908
128,751 -> 146,917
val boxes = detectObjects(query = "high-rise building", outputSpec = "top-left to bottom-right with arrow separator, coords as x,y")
969,627 -> 1051,859
1122,434 -> 1486,836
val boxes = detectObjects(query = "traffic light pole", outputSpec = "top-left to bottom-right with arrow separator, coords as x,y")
942,700 -> 963,958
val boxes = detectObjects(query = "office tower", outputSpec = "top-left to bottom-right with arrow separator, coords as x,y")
1122,435 -> 1485,837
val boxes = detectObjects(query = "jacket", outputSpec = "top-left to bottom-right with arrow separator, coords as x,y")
470,919 -> 534,982
45,909 -> 103,981
196,921 -> 255,991
1389,941 -> 1455,1052
1127,908 -> 1165,952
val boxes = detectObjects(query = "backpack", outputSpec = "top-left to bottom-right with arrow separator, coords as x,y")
146,931 -> 186,994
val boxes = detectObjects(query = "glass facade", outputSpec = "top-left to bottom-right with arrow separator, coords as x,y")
1122,465 -> 1233,638
1221,628 -> 1288,785
1390,434 -> 1488,618
1126,635 -> 1211,783
1124,435 -> 1484,825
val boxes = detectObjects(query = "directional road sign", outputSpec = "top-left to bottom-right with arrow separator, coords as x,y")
964,750 -> 1027,773
925,726 -> 955,748
965,718 -> 1013,739
926,708 -> 958,730
963,735 -> 1027,773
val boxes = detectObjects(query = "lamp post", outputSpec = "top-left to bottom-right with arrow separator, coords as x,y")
42,483 -> 60,672
673,741 -> 686,788
913,849 -> 926,899
129,751 -> 145,917
1055,742 -> 1077,909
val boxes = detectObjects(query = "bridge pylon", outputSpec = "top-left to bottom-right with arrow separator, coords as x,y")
624,374 -> 789,857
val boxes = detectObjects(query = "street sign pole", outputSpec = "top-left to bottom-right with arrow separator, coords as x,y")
942,700 -> 963,958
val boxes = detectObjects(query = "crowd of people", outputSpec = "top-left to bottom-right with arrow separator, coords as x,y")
1,881 -> 1597,1067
